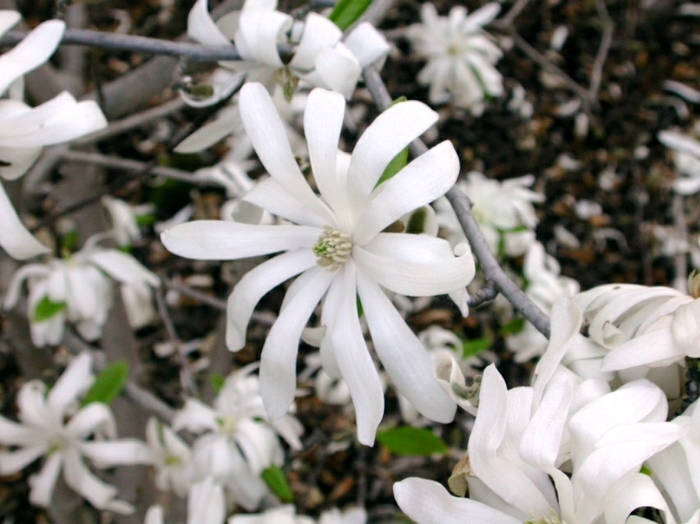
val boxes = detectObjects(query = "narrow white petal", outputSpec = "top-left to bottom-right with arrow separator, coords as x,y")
0,20 -> 65,96
356,270 -> 456,423
244,177 -> 329,227
0,145 -> 42,180
227,249 -> 317,350
260,266 -> 335,419
671,299 -> 700,357
187,0 -> 232,46
3,263 -> 50,308
65,403 -> 116,440
0,446 -> 46,474
462,3 -> 501,31
0,11 -> 21,37
48,352 -> 94,415
393,478 -> 520,524
327,262 -> 384,445
0,182 -> 49,259
145,505 -> 165,524
62,447 -> 121,511
346,101 -> 438,209
304,88 -> 351,228
288,13 -> 341,71
28,453 -> 63,507
355,141 -> 459,243
0,415 -> 43,446
659,130 -> 700,158
172,398 -> 218,433
601,327 -> 683,372
88,249 -> 159,287
305,45 -> 361,100
603,473 -> 674,524
239,83 -> 334,224
187,476 -> 225,524
354,234 -> 474,296
236,9 -> 290,67
174,108 -> 239,153
161,221 -> 319,260
79,440 -> 152,468
17,381 -> 53,428
344,22 -> 390,68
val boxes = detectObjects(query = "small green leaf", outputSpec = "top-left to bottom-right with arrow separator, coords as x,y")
376,426 -> 448,456
210,373 -> 225,393
499,317 -> 526,336
33,296 -> 67,322
135,214 -> 156,227
261,465 -> 294,503
81,361 -> 129,406
356,294 -> 364,317
377,146 -> 409,186
462,337 -> 492,359
406,207 -> 428,234
640,465 -> 653,476
328,0 -> 372,31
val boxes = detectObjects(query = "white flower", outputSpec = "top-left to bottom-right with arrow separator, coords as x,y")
0,15 -> 107,260
0,353 -> 151,513
435,172 -> 544,256
227,505 -> 365,524
658,129 -> 700,194
172,363 -> 302,510
185,0 -> 388,102
4,240 -> 159,346
144,477 -> 226,524
162,83 -> 475,444
407,3 -> 503,114
145,417 -> 192,497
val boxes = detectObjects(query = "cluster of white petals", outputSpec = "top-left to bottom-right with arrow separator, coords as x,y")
0,353 -> 151,513
102,195 -> 153,247
436,172 -> 544,257
162,83 -> 476,445
395,300 -> 698,524
185,0 -> 389,103
4,239 -> 159,346
171,363 -> 303,510
0,12 -> 107,260
407,3 -> 504,114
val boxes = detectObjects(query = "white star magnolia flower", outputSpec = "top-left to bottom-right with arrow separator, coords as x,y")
144,477 -> 227,524
162,83 -> 475,445
3,241 -> 159,346
436,172 -> 544,256
658,129 -> 700,195
396,299 -> 689,524
0,352 -> 151,513
172,363 -> 303,511
0,14 -> 107,260
102,195 -> 153,247
407,3 -> 504,114
186,0 -> 389,102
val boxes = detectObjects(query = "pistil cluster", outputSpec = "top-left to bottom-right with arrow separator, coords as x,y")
313,225 -> 353,271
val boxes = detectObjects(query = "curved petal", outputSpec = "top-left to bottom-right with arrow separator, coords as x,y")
3,262 -> 50,308
0,415 -> 43,446
303,44 -> 361,100
0,11 -> 21,37
187,0 -> 233,46
0,182 -> 50,259
227,248 -> 317,350
344,22 -> 390,68
161,221 -> 319,260
0,445 -> 46,474
239,83 -> 334,224
172,398 -> 218,433
671,299 -> 700,357
304,88 -> 350,229
289,13 -> 341,70
17,381 -> 54,428
354,234 -> 474,296
346,101 -> 438,209
0,20 -> 64,96
187,476 -> 225,524
244,177 -> 328,228
62,446 -> 122,511
355,141 -> 459,243
462,3 -> 501,31
601,327 -> 683,372
48,352 -> 94,416
327,262 -> 384,445
28,452 -> 63,507
393,478 -> 520,524
79,440 -> 152,468
356,269 -> 456,423
259,266 -> 335,419
88,249 -> 159,287
236,9 -> 290,67
65,403 -> 116,440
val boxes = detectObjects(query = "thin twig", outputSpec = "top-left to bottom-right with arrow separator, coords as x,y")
59,150 -> 204,184
165,279 -> 227,311
498,0 -> 532,27
467,283 -> 499,308
1,29 -> 245,61
507,30 -> 597,111
154,286 -> 198,396
362,66 -> 552,337
673,193 -> 688,293
588,0 -> 614,102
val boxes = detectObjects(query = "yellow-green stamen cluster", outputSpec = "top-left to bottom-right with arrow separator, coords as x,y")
314,225 -> 352,271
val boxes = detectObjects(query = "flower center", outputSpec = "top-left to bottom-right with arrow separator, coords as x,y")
524,515 -> 567,524
314,226 -> 352,271
216,416 -> 237,436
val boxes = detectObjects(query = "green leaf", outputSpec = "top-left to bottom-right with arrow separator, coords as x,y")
261,465 -> 294,503
135,214 -> 156,227
376,426 -> 448,456
499,316 -> 526,336
462,337 -> 492,359
81,361 -> 129,406
210,373 -> 225,393
328,0 -> 372,31
376,98 -> 410,187
33,296 -> 67,322
406,207 -> 428,234
640,464 -> 653,476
